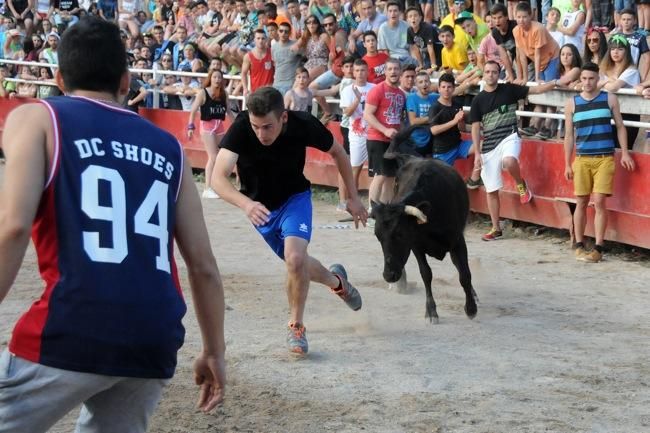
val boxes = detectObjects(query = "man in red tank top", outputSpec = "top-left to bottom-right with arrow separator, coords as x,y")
241,29 -> 275,95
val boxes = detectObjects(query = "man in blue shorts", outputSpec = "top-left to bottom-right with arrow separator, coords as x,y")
212,86 -> 367,356
0,17 -> 226,433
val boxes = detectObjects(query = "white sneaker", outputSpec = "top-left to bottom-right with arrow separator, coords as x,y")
202,188 -> 220,199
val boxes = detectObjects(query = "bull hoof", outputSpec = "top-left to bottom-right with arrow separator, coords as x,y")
465,302 -> 478,319
471,288 -> 480,304
388,269 -> 408,294
425,307 -> 439,324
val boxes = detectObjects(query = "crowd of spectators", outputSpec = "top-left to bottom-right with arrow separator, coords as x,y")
0,0 -> 648,133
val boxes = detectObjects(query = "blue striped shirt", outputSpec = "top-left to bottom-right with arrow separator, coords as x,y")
573,92 -> 615,156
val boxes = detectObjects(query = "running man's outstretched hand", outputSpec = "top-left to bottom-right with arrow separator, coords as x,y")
347,197 -> 368,228
194,353 -> 226,413
245,200 -> 271,226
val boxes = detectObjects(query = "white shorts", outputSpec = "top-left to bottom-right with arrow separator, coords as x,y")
480,132 -> 522,193
349,132 -> 368,168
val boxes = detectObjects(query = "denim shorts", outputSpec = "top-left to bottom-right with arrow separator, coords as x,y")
540,56 -> 560,82
255,190 -> 313,260
313,69 -> 342,90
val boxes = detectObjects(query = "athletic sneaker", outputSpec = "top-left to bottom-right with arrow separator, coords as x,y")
517,181 -> 533,204
536,127 -> 553,140
481,228 -> 503,241
202,188 -> 220,199
578,250 -> 602,263
466,177 -> 484,189
519,126 -> 538,137
329,264 -> 362,311
287,322 -> 308,355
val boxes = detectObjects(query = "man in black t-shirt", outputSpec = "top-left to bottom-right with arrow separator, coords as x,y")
428,73 -> 475,168
213,87 -> 367,356
489,3 -> 516,81
468,61 -> 555,241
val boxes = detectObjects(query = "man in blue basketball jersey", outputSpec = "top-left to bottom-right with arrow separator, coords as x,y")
0,17 -> 226,433
213,86 -> 368,356
564,62 -> 636,263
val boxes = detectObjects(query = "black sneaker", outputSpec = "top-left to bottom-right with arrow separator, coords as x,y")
536,127 -> 553,140
329,264 -> 362,311
519,126 -> 538,137
466,177 -> 484,190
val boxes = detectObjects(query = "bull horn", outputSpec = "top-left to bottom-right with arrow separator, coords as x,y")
404,205 -> 427,224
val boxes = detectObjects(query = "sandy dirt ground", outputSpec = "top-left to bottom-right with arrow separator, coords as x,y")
1,167 -> 650,432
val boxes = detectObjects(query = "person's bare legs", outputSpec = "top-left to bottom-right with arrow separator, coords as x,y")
573,195 -> 589,244
379,176 -> 395,203
202,132 -> 220,192
486,190 -> 500,230
368,174 -> 385,204
592,193 -> 608,246
502,156 -> 523,184
284,237 -> 312,325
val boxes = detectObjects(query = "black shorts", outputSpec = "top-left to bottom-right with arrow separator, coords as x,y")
367,139 -> 397,177
339,125 -> 350,155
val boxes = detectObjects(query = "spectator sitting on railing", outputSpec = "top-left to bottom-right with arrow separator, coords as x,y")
362,30 -> 389,84
563,62 -> 636,263
161,62 -> 201,110
406,6 -> 438,72
284,66 -> 313,111
406,70 -> 439,157
489,3 -> 516,82
6,0 -> 34,36
51,0 -> 81,33
309,13 -> 346,124
13,65 -> 37,98
598,34 -> 641,147
347,0 -> 387,56
118,0 -> 141,37
271,21 -> 302,95
611,8 -> 649,81
557,42 -> 582,89
240,29 -> 274,95
4,28 -> 24,60
38,32 -> 59,64
477,11 -> 504,75
125,58 -> 148,112
179,41 -> 204,72
377,2 -> 417,67
582,27 -> 607,66
37,63 -> 60,98
513,1 -> 559,140
98,0 -> 118,22
439,25 -> 468,74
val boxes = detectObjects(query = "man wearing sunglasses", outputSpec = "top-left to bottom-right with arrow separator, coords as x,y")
271,22 -> 302,95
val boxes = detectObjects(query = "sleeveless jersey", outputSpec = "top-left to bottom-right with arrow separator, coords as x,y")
572,91 -> 615,156
9,96 -> 187,379
200,88 -> 227,121
248,49 -> 274,93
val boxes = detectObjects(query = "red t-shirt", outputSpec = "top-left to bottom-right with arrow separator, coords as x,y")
365,81 -> 406,142
363,52 -> 389,84
248,49 -> 275,92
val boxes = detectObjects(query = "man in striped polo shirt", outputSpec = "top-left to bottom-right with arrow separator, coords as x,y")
468,60 -> 555,242
564,62 -> 636,263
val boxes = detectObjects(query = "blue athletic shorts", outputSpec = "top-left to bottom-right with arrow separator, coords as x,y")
255,190 -> 312,260
432,139 -> 472,166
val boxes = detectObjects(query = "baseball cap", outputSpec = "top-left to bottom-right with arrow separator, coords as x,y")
454,11 -> 474,24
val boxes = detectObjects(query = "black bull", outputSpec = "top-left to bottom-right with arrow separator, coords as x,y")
369,124 -> 478,323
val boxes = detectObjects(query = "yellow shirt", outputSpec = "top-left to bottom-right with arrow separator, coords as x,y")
442,41 -> 469,71
440,12 -> 486,47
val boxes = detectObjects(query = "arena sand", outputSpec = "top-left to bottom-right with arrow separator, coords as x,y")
1,168 -> 649,433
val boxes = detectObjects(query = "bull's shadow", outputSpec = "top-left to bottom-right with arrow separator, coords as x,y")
369,124 -> 478,323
